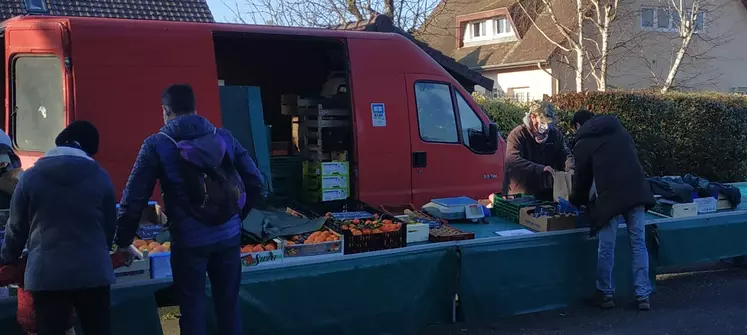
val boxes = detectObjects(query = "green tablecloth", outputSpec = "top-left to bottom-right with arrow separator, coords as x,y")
205,245 -> 460,335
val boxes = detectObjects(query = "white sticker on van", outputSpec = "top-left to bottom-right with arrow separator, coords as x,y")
371,103 -> 386,127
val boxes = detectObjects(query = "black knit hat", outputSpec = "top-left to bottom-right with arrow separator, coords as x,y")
55,121 -> 100,156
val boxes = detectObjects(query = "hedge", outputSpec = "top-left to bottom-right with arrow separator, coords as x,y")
476,91 -> 747,183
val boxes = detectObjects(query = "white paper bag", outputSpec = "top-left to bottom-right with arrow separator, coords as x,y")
552,171 -> 573,201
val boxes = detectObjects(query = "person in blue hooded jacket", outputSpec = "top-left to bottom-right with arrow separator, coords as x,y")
116,84 -> 263,335
1,121 -> 116,335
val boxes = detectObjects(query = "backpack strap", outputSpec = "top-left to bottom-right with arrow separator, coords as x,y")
160,132 -> 178,146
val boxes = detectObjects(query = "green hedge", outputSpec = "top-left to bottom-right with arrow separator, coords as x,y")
476,91 -> 747,183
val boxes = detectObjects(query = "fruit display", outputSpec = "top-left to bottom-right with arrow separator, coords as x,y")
282,229 -> 343,257
241,241 -> 278,253
325,212 -> 402,236
429,224 -> 475,242
285,230 -> 340,245
132,238 -> 171,255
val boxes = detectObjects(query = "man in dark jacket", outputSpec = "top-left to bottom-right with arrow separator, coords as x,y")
568,111 -> 656,311
502,101 -> 574,200
116,84 -> 263,335
1,121 -> 116,335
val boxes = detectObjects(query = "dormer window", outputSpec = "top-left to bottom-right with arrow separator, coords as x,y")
25,0 -> 48,13
461,15 -> 516,47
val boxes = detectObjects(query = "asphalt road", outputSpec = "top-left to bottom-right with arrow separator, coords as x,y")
426,263 -> 747,335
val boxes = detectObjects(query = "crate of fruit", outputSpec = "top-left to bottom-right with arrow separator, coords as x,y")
282,228 -> 343,257
380,204 -> 446,228
429,225 -> 475,243
303,199 -> 406,254
240,240 -> 283,270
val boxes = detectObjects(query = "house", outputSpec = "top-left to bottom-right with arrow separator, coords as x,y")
416,0 -> 747,98
0,0 -> 214,22
331,14 -> 494,92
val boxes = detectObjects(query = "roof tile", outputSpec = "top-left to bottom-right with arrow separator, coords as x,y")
0,0 -> 214,22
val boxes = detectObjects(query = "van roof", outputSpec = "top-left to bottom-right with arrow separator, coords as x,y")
2,15 -> 492,91
2,15 -> 397,40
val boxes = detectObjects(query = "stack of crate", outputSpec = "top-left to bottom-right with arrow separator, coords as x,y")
302,161 -> 350,202
492,194 -> 546,223
270,156 -> 303,201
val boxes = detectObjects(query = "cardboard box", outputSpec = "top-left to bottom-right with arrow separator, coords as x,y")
651,199 -> 697,218
303,161 -> 349,176
281,230 -> 344,258
519,206 -> 578,232
114,258 -> 151,283
114,245 -> 152,283
304,188 -> 350,202
405,223 -> 429,243
240,249 -> 283,270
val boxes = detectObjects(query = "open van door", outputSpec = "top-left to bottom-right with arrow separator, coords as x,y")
5,20 -> 70,168
405,74 -> 503,206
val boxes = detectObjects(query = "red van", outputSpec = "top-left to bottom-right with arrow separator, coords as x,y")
1,16 -> 506,207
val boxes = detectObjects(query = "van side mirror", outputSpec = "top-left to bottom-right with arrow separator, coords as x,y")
486,123 -> 499,153
467,123 -> 499,154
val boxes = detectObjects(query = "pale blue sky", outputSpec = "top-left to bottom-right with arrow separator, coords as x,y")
206,0 -> 245,23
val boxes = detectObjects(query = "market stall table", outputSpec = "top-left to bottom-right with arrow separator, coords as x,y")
2,187 -> 745,334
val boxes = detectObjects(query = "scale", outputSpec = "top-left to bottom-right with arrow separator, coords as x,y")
422,196 -> 485,221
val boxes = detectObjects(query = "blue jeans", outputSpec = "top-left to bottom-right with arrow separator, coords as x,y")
170,235 -> 242,335
596,206 -> 652,299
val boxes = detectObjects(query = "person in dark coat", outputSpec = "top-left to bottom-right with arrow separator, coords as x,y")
0,130 -> 23,210
568,111 -> 656,311
0,121 -> 117,335
116,84 -> 263,335
502,101 -> 574,201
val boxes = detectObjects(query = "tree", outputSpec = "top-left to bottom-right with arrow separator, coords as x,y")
222,0 -> 441,32
517,0 -> 641,92
653,0 -> 730,93
517,0 -> 586,92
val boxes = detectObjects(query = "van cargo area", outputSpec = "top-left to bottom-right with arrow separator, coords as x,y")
213,33 -> 354,203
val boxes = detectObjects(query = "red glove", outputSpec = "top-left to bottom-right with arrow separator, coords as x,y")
0,257 -> 26,286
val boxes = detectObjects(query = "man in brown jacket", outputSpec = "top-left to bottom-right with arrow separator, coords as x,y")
502,101 -> 574,201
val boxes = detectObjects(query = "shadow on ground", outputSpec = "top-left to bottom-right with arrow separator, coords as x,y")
424,264 -> 747,335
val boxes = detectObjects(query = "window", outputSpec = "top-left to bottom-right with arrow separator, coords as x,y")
472,21 -> 487,38
24,0 -> 48,13
656,8 -> 671,29
495,17 -> 512,35
690,10 -> 705,31
13,57 -> 65,151
507,87 -> 531,102
641,8 -> 654,28
732,87 -> 747,95
455,92 -> 485,148
641,7 -> 704,32
414,82 -> 458,143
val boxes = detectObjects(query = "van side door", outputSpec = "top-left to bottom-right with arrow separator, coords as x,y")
6,21 -> 70,167
405,74 -> 504,206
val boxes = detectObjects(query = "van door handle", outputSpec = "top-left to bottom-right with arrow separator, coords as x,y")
412,152 -> 427,168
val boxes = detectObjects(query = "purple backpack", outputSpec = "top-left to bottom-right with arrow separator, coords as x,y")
161,130 -> 246,226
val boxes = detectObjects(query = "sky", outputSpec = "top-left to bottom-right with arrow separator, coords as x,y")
206,0 -> 244,23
